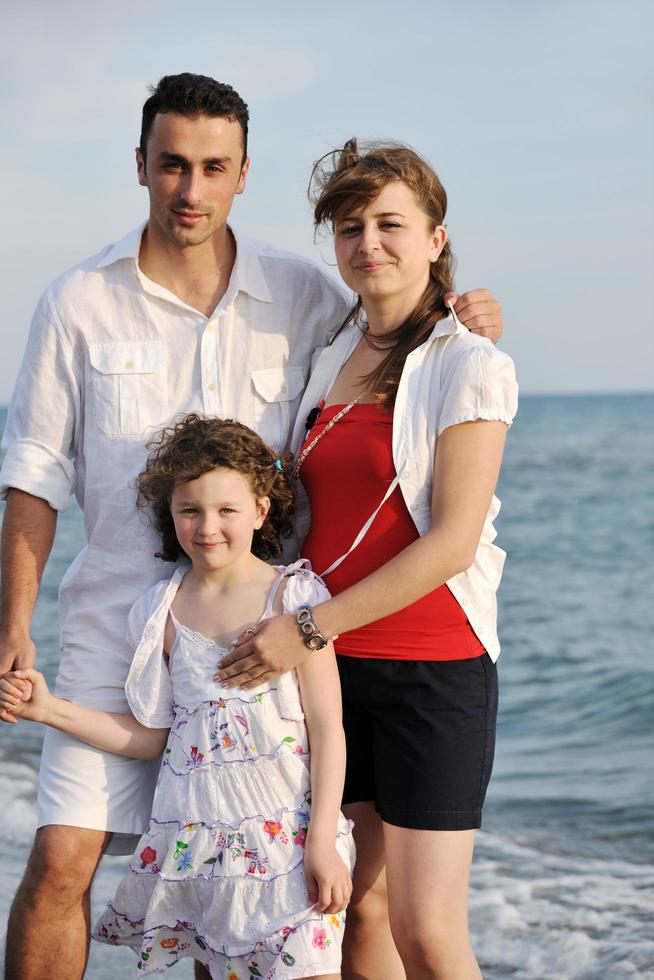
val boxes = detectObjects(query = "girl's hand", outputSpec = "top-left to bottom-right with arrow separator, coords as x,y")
0,668 -> 52,725
215,614 -> 308,690
303,838 -> 352,914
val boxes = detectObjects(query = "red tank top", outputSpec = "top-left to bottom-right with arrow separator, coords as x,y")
300,402 -> 485,660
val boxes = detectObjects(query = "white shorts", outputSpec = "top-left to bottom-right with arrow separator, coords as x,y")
37,727 -> 161,855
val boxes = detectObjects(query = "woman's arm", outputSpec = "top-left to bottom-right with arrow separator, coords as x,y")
217,419 -> 507,688
313,418 -> 508,638
296,643 -> 352,913
0,667 -> 169,759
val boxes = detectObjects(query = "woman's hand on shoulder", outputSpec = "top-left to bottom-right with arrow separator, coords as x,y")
445,289 -> 503,345
0,667 -> 52,725
304,837 -> 353,913
214,614 -> 309,690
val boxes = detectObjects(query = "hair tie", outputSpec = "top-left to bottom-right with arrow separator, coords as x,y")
274,459 -> 283,471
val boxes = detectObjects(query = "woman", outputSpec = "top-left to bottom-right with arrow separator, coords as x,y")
218,140 -> 518,979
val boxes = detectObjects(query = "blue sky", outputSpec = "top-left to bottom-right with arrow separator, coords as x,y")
2,0 -> 652,399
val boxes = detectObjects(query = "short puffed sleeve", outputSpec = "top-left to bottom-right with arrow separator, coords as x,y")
281,559 -> 332,614
124,584 -> 175,730
437,341 -> 518,436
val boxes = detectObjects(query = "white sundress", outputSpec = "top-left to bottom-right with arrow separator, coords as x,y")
93,565 -> 355,979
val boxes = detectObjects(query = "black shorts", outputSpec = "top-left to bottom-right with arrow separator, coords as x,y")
337,653 -> 498,831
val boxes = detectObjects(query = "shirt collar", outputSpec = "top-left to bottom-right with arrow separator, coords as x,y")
228,227 -> 273,303
428,311 -> 464,339
96,222 -> 145,269
95,222 -> 273,304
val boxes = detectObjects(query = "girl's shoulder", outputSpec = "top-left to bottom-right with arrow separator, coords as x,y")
273,559 -> 332,613
127,566 -> 189,643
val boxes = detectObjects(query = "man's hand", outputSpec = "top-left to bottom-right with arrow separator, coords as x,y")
0,667 -> 51,725
214,615 -> 309,690
0,635 -> 36,710
445,289 -> 503,345
0,634 -> 36,675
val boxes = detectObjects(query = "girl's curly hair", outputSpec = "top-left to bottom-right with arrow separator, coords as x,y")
136,414 -> 295,562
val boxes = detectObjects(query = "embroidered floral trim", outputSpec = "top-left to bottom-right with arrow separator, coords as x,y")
96,907 -> 344,960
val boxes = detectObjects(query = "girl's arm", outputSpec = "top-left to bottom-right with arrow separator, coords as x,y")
218,418 -> 507,688
0,667 -> 169,760
296,643 -> 352,914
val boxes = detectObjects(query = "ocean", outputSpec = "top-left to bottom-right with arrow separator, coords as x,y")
0,393 -> 652,979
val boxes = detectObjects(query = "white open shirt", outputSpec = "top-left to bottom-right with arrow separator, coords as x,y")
0,224 -> 349,711
291,314 -> 519,659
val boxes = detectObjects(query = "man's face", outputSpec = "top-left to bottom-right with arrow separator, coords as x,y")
136,112 -> 249,249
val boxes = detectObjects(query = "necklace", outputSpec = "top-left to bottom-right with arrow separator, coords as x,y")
361,326 -> 394,350
293,393 -> 363,478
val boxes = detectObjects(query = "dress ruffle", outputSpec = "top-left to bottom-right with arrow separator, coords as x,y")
96,819 -> 353,956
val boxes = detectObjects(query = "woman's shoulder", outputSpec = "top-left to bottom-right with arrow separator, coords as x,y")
431,333 -> 518,433
428,327 -> 517,393
440,327 -> 515,369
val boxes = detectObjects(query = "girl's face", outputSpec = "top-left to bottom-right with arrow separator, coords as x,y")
333,180 -> 446,309
170,467 -> 269,572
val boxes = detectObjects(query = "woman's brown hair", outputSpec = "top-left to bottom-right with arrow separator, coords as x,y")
136,414 -> 294,562
310,139 -> 455,406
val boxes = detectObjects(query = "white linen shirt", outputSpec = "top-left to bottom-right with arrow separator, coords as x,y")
0,224 -> 349,709
290,313 -> 519,661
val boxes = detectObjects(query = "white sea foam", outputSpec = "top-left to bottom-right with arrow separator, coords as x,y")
471,831 -> 654,979
0,757 -> 38,846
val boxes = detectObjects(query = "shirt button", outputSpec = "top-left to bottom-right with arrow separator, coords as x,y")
207,383 -> 216,392
124,360 -> 134,369
280,384 -> 287,394
206,322 -> 215,332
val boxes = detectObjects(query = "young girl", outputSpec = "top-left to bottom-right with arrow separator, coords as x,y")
0,414 -> 354,980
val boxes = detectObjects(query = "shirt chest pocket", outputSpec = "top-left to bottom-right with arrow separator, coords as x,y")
251,366 -> 305,453
88,341 -> 170,438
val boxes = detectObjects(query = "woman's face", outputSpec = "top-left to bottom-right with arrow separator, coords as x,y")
333,180 -> 446,309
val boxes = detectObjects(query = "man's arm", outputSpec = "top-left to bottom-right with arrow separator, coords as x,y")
0,489 -> 57,676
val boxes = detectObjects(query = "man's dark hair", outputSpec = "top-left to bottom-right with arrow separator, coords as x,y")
139,73 -> 249,165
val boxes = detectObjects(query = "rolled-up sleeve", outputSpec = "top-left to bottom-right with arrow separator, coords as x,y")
437,343 -> 518,436
0,289 -> 80,511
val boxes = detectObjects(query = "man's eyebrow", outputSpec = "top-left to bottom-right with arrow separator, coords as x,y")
157,151 -> 187,164
157,151 -> 233,166
203,155 -> 233,167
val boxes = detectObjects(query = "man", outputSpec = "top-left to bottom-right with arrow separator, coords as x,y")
0,73 -> 503,980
